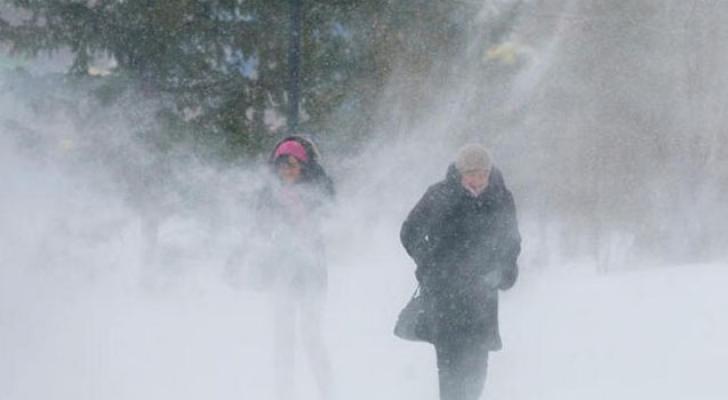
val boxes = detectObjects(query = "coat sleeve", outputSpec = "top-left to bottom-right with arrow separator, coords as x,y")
496,187 -> 521,290
400,186 -> 444,283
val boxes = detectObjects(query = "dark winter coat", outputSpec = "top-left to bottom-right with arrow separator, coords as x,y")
255,136 -> 335,293
400,164 -> 521,349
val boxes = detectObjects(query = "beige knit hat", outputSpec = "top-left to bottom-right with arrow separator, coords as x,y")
455,144 -> 492,173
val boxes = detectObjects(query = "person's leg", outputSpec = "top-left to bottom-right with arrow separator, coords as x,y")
460,341 -> 489,400
274,291 -> 297,400
299,290 -> 333,400
435,337 -> 489,400
435,339 -> 463,400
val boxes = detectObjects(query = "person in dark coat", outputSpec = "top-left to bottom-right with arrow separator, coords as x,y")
257,135 -> 335,294
257,135 -> 335,400
400,144 -> 521,400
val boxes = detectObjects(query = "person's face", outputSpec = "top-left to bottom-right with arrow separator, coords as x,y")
276,155 -> 302,184
460,169 -> 490,196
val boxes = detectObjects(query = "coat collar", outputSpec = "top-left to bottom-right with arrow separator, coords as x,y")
444,163 -> 505,201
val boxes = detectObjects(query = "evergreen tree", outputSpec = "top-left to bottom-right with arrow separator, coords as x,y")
0,0 -> 517,157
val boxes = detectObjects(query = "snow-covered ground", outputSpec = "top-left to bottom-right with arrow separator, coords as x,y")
2,214 -> 726,400
2,129 -> 727,400
493,264 -> 728,400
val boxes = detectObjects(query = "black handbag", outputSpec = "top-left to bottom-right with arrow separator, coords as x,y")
393,286 -> 433,343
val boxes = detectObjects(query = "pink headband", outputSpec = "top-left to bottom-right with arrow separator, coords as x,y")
274,140 -> 309,162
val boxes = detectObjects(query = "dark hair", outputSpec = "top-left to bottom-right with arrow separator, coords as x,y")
269,135 -> 320,163
269,135 -> 335,196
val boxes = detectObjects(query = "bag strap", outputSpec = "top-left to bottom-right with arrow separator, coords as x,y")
411,284 -> 421,299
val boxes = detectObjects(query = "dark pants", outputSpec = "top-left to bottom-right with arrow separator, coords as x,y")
434,337 -> 489,400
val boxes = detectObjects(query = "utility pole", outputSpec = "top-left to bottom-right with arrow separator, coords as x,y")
288,0 -> 302,134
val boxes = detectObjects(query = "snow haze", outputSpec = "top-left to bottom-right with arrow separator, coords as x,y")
2,1 -> 728,400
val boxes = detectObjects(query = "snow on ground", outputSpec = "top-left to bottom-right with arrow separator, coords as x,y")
1,217 -> 727,400
493,264 -> 728,400
2,143 -> 727,400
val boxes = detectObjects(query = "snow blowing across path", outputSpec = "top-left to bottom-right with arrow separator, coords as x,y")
1,261 -> 727,400
490,263 -> 728,400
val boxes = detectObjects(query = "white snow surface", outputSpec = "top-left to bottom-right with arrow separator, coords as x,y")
1,202 -> 727,400
1,89 -> 727,400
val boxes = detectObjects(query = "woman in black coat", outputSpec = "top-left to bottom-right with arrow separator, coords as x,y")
258,135 -> 335,400
257,136 -> 335,294
400,144 -> 521,400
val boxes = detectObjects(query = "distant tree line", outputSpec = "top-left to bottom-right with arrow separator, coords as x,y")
0,0 -> 521,159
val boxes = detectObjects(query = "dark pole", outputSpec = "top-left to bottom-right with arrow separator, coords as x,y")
288,0 -> 302,134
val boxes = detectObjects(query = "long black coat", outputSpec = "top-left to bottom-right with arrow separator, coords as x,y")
400,164 -> 521,349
